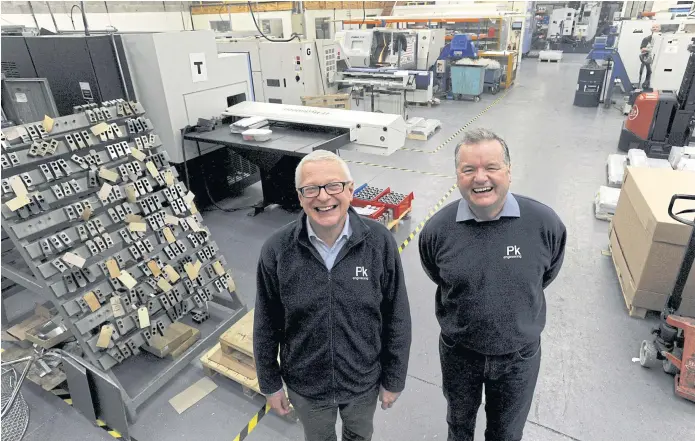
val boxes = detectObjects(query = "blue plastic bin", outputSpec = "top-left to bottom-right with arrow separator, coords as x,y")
450,64 -> 485,101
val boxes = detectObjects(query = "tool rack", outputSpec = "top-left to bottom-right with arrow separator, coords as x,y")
0,100 -> 246,428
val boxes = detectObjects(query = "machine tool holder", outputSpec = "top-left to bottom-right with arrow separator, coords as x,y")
0,100 -> 245,424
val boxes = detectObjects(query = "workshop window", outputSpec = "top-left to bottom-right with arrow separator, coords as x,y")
260,19 -> 284,38
210,20 -> 231,33
315,17 -> 331,39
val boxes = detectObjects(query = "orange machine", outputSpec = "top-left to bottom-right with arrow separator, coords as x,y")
625,92 -> 660,140
618,37 -> 695,158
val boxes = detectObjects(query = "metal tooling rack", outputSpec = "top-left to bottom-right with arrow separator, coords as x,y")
0,100 -> 246,422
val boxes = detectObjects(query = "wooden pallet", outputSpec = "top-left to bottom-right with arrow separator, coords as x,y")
300,93 -> 350,110
220,309 -> 254,357
607,240 -> 648,319
201,344 -> 298,422
407,126 -> 441,141
387,207 -> 412,232
201,343 -> 261,397
407,101 -> 434,107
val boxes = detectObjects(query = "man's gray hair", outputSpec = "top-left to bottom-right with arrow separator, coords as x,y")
295,149 -> 353,188
454,128 -> 511,167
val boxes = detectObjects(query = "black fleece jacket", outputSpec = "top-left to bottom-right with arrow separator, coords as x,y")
254,208 -> 412,402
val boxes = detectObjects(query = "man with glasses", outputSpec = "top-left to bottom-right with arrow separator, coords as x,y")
254,149 -> 412,441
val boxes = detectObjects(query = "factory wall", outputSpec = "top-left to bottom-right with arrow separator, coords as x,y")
0,12 -> 193,33
303,8 -> 384,38
0,1 -> 193,32
191,10 -> 294,37
391,1 -> 527,17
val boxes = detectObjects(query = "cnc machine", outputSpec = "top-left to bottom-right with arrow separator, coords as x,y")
217,38 -> 338,106
121,30 -> 258,205
335,29 -> 441,109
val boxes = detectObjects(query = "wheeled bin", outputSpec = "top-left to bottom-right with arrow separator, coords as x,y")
450,64 -> 485,101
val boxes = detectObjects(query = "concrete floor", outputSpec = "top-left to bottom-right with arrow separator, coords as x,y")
7,54 -> 695,441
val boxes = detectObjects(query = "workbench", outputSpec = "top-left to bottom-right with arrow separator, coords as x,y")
183,124 -> 351,214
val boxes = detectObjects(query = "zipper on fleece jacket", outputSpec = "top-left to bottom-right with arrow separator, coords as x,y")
328,272 -> 336,403
298,233 -> 367,404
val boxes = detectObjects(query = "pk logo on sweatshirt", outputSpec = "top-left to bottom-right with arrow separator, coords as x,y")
354,266 -> 369,281
504,245 -> 522,260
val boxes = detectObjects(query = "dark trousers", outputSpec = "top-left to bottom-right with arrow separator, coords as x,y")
639,56 -> 652,88
288,386 -> 379,441
439,334 -> 541,441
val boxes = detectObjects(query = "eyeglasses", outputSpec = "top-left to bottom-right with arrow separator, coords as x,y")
297,181 -> 350,198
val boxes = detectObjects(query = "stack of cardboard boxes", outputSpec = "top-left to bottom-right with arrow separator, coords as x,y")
610,167 -> 695,318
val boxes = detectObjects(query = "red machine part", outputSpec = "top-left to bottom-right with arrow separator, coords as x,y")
626,92 -> 660,140
664,315 -> 695,402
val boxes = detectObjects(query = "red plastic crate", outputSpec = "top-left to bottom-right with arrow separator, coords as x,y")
379,191 -> 414,220
352,186 -> 390,208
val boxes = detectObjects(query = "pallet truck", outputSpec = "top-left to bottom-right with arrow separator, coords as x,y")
639,194 -> 695,402
618,38 -> 695,158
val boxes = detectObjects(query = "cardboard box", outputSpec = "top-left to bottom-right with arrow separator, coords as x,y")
7,304 -> 52,342
612,167 -> 695,297
610,228 -> 695,316
143,322 -> 195,358
168,328 -> 201,360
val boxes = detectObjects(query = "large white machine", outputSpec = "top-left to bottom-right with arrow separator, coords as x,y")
415,29 -> 446,70
222,101 -> 406,156
548,8 -> 577,37
573,2 -> 601,40
616,19 -> 690,85
333,28 -> 439,110
336,68 -> 435,118
650,31 -> 695,90
217,38 -> 338,106
121,30 -> 252,163
336,28 -> 444,71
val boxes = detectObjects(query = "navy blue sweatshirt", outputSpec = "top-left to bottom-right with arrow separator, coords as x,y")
419,194 -> 566,355
254,208 -> 412,401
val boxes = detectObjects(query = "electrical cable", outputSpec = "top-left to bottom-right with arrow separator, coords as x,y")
362,1 -> 366,27
181,127 -> 191,191
247,1 -> 299,42
194,137 -> 255,213
315,41 -> 326,95
69,4 -> 82,30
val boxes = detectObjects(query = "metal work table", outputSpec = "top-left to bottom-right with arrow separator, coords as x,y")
183,124 -> 350,214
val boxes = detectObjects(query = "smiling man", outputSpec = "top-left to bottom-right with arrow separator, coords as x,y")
419,129 -> 566,441
254,149 -> 411,441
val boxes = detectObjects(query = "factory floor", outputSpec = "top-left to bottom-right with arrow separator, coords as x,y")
7,54 -> 695,441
